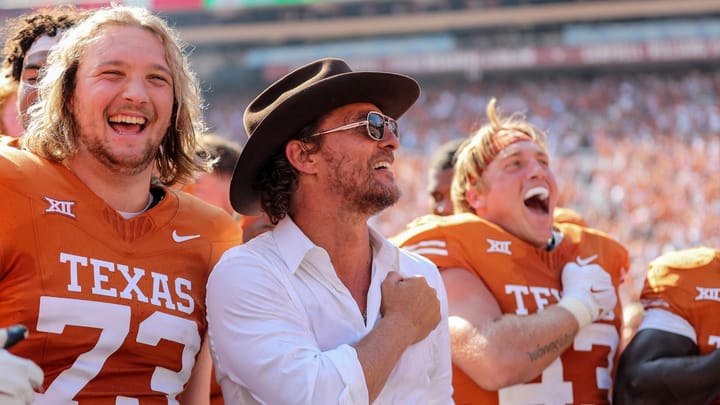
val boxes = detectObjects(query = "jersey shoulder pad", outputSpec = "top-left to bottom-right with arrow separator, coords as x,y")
0,146 -> 67,194
553,206 -> 588,227
391,215 -> 444,248
173,189 -> 242,240
392,213 -> 496,246
557,222 -> 628,254
650,247 -> 719,272
403,214 -> 442,230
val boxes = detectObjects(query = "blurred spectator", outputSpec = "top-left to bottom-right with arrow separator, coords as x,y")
428,137 -> 466,216
1,5 -> 87,130
194,133 -> 242,217
194,133 -> 275,245
0,73 -> 22,137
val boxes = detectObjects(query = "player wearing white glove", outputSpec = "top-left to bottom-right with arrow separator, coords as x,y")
0,326 -> 43,405
393,98 -> 628,403
558,260 -> 618,328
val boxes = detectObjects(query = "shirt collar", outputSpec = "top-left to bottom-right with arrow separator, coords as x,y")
368,225 -> 399,274
272,216 -> 399,275
272,216 -> 316,274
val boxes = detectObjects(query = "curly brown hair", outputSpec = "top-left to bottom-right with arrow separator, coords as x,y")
254,124 -> 322,225
2,5 -> 88,83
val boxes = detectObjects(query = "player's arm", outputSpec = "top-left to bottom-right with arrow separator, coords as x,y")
444,259 -> 616,390
443,267 -> 579,389
614,328 -> 720,404
181,335 -> 211,405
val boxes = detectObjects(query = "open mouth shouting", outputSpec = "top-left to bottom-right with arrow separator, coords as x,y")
523,186 -> 550,215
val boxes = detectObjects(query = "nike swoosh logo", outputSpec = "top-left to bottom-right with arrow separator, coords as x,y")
590,287 -> 610,293
172,230 -> 200,243
576,254 -> 598,266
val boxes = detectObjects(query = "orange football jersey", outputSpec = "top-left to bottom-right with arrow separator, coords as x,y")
394,213 -> 628,405
0,144 -> 242,404
641,247 -> 720,354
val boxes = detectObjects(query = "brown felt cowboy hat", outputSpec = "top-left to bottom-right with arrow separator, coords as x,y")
229,58 -> 420,215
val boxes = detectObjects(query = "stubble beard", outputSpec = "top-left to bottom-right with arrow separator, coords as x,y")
82,136 -> 159,176
325,151 -> 400,217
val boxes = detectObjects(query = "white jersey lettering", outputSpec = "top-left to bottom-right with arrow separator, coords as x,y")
44,196 -> 76,218
60,252 -> 194,314
487,238 -> 512,255
506,284 -> 561,315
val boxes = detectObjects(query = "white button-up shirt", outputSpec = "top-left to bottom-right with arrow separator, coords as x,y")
207,216 -> 453,404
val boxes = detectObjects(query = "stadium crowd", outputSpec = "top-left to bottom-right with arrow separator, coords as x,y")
207,67 -> 720,294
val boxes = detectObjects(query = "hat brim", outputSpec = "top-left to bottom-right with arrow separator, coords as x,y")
230,71 -> 419,215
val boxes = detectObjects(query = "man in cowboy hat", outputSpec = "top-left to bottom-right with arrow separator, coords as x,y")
206,58 -> 453,403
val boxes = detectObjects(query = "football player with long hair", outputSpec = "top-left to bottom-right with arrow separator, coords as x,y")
0,6 -> 241,403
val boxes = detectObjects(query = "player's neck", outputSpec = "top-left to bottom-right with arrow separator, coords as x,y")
66,157 -> 154,213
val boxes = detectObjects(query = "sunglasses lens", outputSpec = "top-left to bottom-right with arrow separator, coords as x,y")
367,112 -> 385,140
388,119 -> 399,138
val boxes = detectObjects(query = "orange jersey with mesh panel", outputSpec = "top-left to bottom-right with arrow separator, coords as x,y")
393,213 -> 628,405
641,247 -> 720,354
0,143 -> 242,404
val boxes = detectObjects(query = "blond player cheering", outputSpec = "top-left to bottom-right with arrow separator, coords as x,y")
394,98 -> 628,404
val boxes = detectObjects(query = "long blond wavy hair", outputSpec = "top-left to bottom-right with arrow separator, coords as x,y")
451,97 -> 548,214
22,5 -> 211,185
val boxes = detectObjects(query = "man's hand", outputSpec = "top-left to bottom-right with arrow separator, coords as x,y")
380,272 -> 441,345
0,326 -> 43,405
558,261 -> 617,328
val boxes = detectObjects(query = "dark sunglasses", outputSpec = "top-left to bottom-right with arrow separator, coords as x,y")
309,111 -> 399,141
